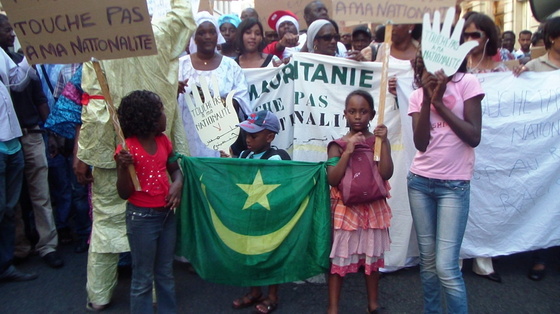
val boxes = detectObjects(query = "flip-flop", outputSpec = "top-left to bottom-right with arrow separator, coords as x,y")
254,298 -> 278,314
232,293 -> 262,309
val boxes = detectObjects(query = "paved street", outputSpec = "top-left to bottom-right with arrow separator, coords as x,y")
1,244 -> 558,313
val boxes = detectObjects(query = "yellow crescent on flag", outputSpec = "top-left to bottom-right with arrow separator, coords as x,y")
200,183 -> 309,255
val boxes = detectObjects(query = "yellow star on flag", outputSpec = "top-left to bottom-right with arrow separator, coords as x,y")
237,170 -> 280,210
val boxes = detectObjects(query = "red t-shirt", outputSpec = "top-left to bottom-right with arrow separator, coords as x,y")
116,134 -> 173,207
263,41 -> 283,60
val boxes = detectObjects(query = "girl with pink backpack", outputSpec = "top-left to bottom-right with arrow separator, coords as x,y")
325,90 -> 394,314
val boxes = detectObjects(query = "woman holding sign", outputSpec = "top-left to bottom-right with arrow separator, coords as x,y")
407,51 -> 484,313
178,12 -> 251,157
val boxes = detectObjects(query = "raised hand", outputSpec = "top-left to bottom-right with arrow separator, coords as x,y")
422,6 -> 478,76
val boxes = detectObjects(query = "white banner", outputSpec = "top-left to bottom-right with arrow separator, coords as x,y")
398,70 -> 560,259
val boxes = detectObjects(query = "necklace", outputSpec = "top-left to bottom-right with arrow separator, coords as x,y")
468,54 -> 485,72
198,53 -> 212,66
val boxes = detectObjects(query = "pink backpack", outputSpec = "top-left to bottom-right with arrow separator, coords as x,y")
330,137 -> 388,206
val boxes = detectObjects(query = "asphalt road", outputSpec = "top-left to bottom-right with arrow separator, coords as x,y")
1,244 -> 558,313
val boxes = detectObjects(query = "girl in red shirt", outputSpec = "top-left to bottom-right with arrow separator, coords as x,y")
115,90 -> 183,313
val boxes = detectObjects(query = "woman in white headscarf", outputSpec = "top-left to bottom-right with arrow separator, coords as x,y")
178,11 -> 250,157
306,19 -> 338,56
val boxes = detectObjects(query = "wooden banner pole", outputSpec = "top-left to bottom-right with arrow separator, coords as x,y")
91,59 -> 142,191
374,22 -> 393,161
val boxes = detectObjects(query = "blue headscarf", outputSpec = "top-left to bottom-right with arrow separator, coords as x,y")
218,14 -> 241,28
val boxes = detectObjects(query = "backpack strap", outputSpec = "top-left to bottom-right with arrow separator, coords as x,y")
261,54 -> 274,67
239,150 -> 251,159
261,147 -> 291,160
328,137 -> 376,153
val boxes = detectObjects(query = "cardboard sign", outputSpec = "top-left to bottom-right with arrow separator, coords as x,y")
184,75 -> 240,152
332,0 -> 455,24
2,0 -> 156,64
421,6 -> 477,76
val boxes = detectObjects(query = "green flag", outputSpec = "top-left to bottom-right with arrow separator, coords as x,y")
176,157 -> 331,286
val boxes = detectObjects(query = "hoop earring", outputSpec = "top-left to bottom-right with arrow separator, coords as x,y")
313,45 -> 318,51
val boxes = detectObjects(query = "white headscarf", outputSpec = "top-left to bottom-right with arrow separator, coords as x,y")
189,11 -> 226,54
306,19 -> 331,53
276,15 -> 299,34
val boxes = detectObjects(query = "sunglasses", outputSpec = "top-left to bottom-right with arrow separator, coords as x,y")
316,34 -> 341,42
463,31 -> 484,40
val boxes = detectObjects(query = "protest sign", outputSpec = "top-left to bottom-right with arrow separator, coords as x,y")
246,53 -> 411,162
332,0 -> 455,24
2,0 -> 156,64
421,7 -> 478,76
184,76 -> 241,153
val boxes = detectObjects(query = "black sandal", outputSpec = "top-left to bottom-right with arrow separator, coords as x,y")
254,298 -> 278,314
232,293 -> 262,309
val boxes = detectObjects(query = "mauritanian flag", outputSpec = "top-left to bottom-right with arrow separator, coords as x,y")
176,157 -> 331,286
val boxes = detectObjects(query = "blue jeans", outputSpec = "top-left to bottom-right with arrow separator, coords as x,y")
126,203 -> 177,314
0,149 -> 24,272
48,154 -> 91,238
407,172 -> 470,314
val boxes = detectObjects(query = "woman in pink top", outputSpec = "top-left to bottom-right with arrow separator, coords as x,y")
407,52 -> 484,314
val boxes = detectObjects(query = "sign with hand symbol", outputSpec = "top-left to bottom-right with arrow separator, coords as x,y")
421,6 -> 478,76
184,75 -> 240,153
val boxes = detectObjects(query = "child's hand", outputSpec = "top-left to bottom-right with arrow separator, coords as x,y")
116,150 -> 133,169
166,181 -> 182,210
346,132 -> 366,154
219,150 -> 231,158
374,124 -> 389,142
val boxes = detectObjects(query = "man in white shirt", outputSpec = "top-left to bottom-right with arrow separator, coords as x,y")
0,45 -> 40,282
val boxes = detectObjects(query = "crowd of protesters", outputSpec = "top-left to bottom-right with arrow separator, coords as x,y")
0,0 -> 558,313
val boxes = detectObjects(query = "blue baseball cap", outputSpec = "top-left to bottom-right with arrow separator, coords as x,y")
237,110 -> 280,134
